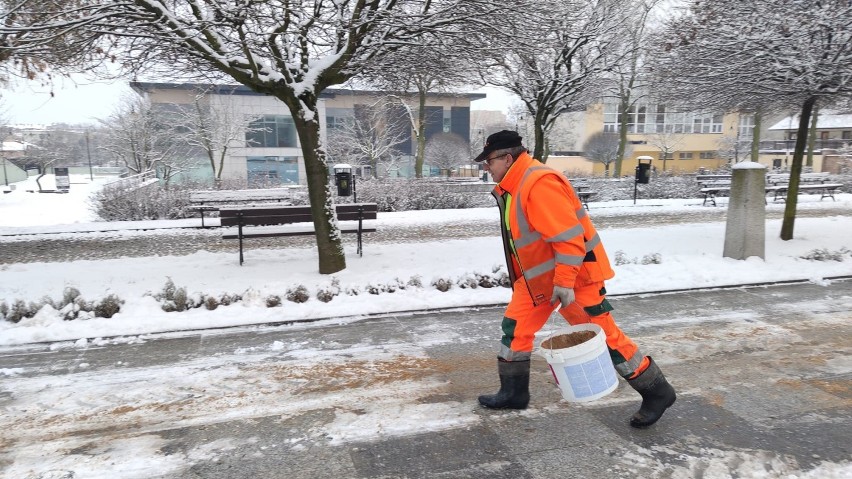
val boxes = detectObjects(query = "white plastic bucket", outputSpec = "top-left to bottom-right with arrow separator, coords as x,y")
537,323 -> 618,402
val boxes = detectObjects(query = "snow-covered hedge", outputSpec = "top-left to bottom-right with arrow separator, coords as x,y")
90,172 -> 852,221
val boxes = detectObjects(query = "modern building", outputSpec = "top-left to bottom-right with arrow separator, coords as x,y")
130,82 -> 485,186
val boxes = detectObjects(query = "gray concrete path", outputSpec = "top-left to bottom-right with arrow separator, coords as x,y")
1,279 -> 850,478
1,203 -> 849,264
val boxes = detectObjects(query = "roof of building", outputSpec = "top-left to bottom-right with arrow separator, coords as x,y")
1,140 -> 35,152
129,82 -> 486,101
769,113 -> 852,130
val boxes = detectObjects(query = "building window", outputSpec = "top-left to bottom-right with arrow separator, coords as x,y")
246,115 -> 297,148
603,102 -> 723,134
678,152 -> 694,160
820,131 -> 830,140
699,151 -> 716,159
739,114 -> 755,138
842,131 -> 851,140
247,156 -> 299,185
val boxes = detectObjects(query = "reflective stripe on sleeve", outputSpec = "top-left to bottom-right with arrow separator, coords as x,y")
514,230 -> 542,249
585,233 -> 601,252
555,252 -> 584,266
523,258 -> 555,280
546,223 -> 584,243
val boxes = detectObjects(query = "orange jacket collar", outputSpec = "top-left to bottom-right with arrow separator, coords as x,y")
498,151 -> 535,194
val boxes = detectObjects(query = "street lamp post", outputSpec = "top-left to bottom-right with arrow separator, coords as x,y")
85,130 -> 94,181
1,129 -> 9,186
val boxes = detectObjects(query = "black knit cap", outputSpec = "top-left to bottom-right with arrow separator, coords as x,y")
473,130 -> 523,163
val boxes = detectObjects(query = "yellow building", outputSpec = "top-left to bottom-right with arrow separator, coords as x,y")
533,100 -> 836,176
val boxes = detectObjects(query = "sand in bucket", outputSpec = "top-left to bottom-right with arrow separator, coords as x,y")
538,323 -> 618,402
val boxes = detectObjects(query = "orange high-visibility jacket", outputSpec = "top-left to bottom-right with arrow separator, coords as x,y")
492,152 -> 614,306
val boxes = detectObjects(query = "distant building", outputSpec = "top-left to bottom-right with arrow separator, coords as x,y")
130,82 -> 485,185
762,112 -> 852,173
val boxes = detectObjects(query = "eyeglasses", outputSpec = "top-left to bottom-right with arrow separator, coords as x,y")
485,153 -> 509,166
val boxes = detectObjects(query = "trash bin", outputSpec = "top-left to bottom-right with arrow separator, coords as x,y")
335,171 -> 352,196
635,162 -> 652,184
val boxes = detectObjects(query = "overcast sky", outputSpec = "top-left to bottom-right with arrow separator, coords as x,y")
2,77 -> 514,126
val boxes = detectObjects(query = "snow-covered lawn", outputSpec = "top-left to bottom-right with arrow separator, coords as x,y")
1,175 -> 851,347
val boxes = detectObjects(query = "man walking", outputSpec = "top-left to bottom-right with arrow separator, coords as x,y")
474,130 -> 676,428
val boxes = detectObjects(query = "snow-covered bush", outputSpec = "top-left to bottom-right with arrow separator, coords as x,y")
432,278 -> 453,292
91,182 -> 194,221
155,278 -> 190,312
614,250 -> 662,265
800,248 -> 849,262
94,294 -> 123,318
354,178 -> 492,212
266,295 -> 282,307
286,285 -> 310,303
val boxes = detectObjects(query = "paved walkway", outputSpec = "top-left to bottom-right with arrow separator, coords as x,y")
2,280 -> 850,478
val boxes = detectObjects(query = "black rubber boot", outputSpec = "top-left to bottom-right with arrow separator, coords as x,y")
478,359 -> 530,410
627,357 -> 676,428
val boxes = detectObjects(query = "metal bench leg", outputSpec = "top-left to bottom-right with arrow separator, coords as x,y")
238,221 -> 245,266
357,206 -> 364,257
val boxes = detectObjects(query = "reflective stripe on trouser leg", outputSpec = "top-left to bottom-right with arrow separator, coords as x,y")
498,277 -> 557,361
556,282 -> 645,378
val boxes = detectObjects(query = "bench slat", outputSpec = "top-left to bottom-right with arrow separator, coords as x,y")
223,226 -> 376,240
221,202 -> 379,264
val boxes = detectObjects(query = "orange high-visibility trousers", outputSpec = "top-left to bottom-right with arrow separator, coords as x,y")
499,278 -> 649,378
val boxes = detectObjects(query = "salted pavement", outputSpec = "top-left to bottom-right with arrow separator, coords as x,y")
1,279 -> 851,478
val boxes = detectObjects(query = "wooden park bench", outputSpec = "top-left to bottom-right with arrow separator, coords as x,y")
700,185 -> 731,206
219,203 -> 378,265
695,174 -> 732,187
766,182 -> 844,202
568,179 -> 596,210
701,172 -> 843,206
189,187 -> 303,227
766,172 -> 830,186
765,172 -> 840,202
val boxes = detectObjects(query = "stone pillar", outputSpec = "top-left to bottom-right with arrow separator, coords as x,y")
723,162 -> 766,260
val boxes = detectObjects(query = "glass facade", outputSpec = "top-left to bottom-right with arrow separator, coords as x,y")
246,115 -> 297,147
247,156 -> 299,185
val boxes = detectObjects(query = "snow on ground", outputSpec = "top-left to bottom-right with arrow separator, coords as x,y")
1,174 -> 851,346
1,175 -> 851,478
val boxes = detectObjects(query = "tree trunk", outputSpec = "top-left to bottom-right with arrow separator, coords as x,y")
780,96 -> 817,241
415,90 -> 427,178
614,94 -> 630,177
291,106 -> 346,274
532,119 -> 546,162
806,104 -> 818,168
751,109 -> 762,163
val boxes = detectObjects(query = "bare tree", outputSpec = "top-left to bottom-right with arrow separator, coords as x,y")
0,0 -> 499,274
367,44 -> 476,178
602,0 -> 662,176
582,132 -> 626,177
172,90 -> 261,188
483,0 -> 631,162
326,97 -> 409,177
98,94 -> 191,185
645,130 -> 687,172
424,132 -> 469,175
658,0 -> 852,240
